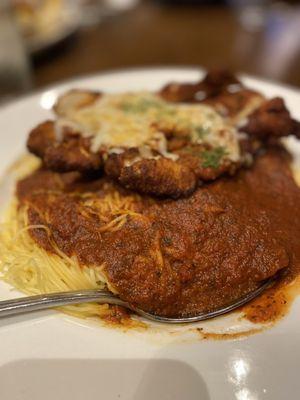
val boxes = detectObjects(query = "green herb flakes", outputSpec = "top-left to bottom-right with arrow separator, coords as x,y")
201,146 -> 227,169
193,126 -> 210,139
120,98 -> 163,113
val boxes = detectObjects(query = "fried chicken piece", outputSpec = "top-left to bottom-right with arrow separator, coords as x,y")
27,95 -> 238,196
204,89 -> 264,121
28,89 -> 103,173
201,69 -> 242,93
54,89 -> 101,117
160,69 -> 264,121
104,149 -> 197,198
176,145 -> 240,181
27,120 -> 56,158
104,146 -> 239,198
159,81 -> 203,103
44,134 -> 102,173
27,120 -> 102,173
243,97 -> 300,141
160,69 -> 240,102
26,74 -> 300,200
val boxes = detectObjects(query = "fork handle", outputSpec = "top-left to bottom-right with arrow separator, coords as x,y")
0,289 -> 127,318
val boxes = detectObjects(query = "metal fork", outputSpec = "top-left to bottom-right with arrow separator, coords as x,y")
0,277 -> 274,324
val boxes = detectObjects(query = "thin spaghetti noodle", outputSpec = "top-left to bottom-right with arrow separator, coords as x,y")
0,155 -> 144,321
0,201 -> 114,319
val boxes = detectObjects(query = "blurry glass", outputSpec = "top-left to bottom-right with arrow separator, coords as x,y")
0,0 -> 32,103
79,0 -> 139,26
228,0 -> 271,31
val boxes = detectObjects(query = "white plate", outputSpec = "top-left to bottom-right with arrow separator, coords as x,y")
0,68 -> 300,400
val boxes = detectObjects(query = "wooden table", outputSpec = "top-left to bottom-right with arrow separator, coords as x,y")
33,1 -> 300,88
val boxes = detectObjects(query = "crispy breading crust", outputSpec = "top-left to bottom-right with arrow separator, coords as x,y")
26,71 -> 300,199
27,120 -> 56,158
160,69 -> 241,102
160,69 -> 264,121
104,146 -> 239,198
27,121 -> 102,172
105,150 -> 197,198
243,97 -> 300,141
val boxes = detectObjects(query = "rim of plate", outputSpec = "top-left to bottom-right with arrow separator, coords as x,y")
1,65 -> 299,115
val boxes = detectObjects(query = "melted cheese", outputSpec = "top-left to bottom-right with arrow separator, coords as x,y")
56,92 -> 241,162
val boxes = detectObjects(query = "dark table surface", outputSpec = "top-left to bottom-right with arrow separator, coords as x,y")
33,1 -> 300,89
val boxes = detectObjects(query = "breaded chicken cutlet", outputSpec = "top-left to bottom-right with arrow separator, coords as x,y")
27,70 -> 300,198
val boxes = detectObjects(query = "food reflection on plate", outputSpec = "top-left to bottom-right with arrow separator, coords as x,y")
0,69 -> 300,336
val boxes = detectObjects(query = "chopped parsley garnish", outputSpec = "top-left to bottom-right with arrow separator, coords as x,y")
201,146 -> 227,169
157,107 -> 176,117
120,98 -> 164,113
182,145 -> 228,169
193,126 -> 210,140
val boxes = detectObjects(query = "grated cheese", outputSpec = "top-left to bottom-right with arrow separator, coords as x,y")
55,91 -> 241,162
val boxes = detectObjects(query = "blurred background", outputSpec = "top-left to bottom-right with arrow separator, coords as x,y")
0,0 -> 300,102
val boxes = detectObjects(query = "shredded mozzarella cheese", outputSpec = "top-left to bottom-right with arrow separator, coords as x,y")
55,91 -> 241,162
